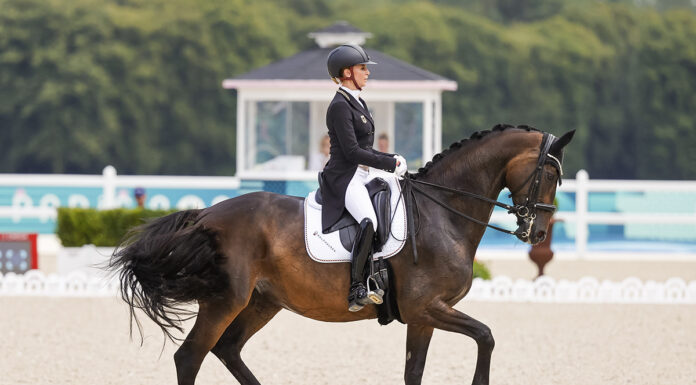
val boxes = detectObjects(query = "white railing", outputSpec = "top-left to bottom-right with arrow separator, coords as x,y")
2,168 -> 696,258
488,170 -> 696,257
0,166 -> 241,222
1,270 -> 694,304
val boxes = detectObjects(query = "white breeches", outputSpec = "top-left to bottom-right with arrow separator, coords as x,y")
344,167 -> 378,231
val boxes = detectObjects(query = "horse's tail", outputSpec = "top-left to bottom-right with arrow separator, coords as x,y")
108,209 -> 229,342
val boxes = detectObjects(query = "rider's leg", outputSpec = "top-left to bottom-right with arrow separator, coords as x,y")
347,218 -> 374,311
344,168 -> 379,312
345,168 -> 378,232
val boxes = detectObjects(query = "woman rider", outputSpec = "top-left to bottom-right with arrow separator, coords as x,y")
320,44 -> 408,312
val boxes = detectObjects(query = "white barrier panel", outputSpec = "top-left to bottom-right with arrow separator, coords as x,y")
1,271 -> 695,304
466,276 -> 696,304
56,245 -> 115,276
0,270 -> 120,297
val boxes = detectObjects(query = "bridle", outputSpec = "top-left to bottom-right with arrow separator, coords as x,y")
506,132 -> 562,240
400,132 -> 562,264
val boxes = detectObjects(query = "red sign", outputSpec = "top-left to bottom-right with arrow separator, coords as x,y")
0,233 -> 38,273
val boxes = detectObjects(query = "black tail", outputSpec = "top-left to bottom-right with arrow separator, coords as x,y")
109,209 -> 229,342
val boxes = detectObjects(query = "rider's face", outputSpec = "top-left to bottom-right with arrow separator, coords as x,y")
343,64 -> 370,89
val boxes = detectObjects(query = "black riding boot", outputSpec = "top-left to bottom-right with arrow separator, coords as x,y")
348,218 -> 375,312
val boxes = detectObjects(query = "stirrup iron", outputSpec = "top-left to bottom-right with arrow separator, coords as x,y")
366,275 -> 384,305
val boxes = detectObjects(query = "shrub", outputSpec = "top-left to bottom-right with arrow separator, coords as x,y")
473,259 -> 491,280
56,208 -> 175,247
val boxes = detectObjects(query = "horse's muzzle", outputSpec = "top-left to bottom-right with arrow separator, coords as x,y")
515,224 -> 547,245
532,230 -> 547,244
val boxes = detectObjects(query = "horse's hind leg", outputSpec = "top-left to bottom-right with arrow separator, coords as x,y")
404,324 -> 435,385
174,296 -> 249,385
211,290 -> 281,385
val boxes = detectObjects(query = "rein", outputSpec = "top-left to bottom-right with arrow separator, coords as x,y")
400,132 -> 561,264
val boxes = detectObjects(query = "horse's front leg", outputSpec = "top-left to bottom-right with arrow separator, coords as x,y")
404,323 -> 434,385
424,301 -> 494,385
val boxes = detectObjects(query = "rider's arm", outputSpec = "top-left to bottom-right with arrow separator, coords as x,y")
330,103 -> 397,172
369,148 -> 395,158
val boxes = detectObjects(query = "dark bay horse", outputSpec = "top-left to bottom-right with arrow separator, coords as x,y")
110,125 -> 574,385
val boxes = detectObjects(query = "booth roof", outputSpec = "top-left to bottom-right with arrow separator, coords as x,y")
224,48 -> 456,86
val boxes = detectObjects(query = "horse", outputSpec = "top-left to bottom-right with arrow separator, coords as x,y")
110,124 -> 575,385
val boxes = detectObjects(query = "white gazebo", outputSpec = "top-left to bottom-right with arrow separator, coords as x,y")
223,21 -> 457,179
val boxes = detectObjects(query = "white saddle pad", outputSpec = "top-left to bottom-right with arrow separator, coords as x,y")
304,171 -> 407,263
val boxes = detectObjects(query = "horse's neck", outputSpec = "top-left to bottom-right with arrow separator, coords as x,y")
424,133 -> 526,201
418,132 -> 535,246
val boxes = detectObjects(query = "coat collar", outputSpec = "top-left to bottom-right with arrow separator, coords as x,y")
336,88 -> 374,125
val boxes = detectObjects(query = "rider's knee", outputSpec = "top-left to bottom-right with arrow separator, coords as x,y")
359,217 -> 375,233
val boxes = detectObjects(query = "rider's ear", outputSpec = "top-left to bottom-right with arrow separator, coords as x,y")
550,130 -> 575,155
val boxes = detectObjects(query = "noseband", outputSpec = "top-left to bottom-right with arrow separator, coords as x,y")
401,132 -> 562,263
508,132 -> 561,239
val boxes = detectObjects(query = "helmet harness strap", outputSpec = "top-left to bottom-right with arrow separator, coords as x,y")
340,65 -> 362,91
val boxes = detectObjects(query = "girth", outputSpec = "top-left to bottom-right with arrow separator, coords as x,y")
316,172 -> 392,252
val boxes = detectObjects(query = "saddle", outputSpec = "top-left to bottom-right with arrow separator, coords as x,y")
316,172 -> 392,252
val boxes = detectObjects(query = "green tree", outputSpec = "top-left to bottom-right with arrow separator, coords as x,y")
1,0 -> 695,179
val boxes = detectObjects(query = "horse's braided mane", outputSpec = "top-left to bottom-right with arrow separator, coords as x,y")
413,123 -> 541,179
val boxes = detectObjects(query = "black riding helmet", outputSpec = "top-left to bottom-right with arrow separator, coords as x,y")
327,44 -> 377,82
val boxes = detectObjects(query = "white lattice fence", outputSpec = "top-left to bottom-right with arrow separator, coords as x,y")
467,276 -> 696,304
0,270 -> 120,297
1,271 -> 695,303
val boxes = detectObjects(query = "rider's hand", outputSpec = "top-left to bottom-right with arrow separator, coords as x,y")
394,155 -> 408,177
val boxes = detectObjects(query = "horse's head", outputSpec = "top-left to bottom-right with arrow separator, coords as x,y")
505,130 -> 575,245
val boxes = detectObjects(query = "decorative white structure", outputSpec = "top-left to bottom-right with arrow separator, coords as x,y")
465,276 -> 696,304
2,270 -> 695,304
222,21 -> 457,179
307,21 -> 372,48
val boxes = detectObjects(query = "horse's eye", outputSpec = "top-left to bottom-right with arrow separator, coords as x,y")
545,172 -> 555,181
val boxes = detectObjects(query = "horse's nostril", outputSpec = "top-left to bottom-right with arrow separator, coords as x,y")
536,231 -> 546,242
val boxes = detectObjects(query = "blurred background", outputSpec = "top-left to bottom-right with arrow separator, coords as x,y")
1,0 -> 695,275
1,0 -> 695,178
2,2 -> 696,384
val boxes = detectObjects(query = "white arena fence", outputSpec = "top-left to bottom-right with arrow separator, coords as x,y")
0,166 -> 696,256
0,165 -> 242,219
1,270 -> 695,304
2,166 -> 696,259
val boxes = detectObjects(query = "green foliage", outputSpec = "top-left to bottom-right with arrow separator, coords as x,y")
473,259 -> 492,280
1,0 -> 695,179
56,207 -> 175,246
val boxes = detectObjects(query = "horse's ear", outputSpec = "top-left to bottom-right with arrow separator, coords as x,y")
550,129 -> 575,155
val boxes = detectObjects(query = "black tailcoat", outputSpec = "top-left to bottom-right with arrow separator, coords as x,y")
320,89 -> 397,232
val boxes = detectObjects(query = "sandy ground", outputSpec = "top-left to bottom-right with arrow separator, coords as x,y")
1,296 -> 695,385
3,257 -> 695,384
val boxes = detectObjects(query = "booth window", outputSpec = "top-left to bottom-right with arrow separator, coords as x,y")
394,102 -> 424,168
246,101 -> 309,172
